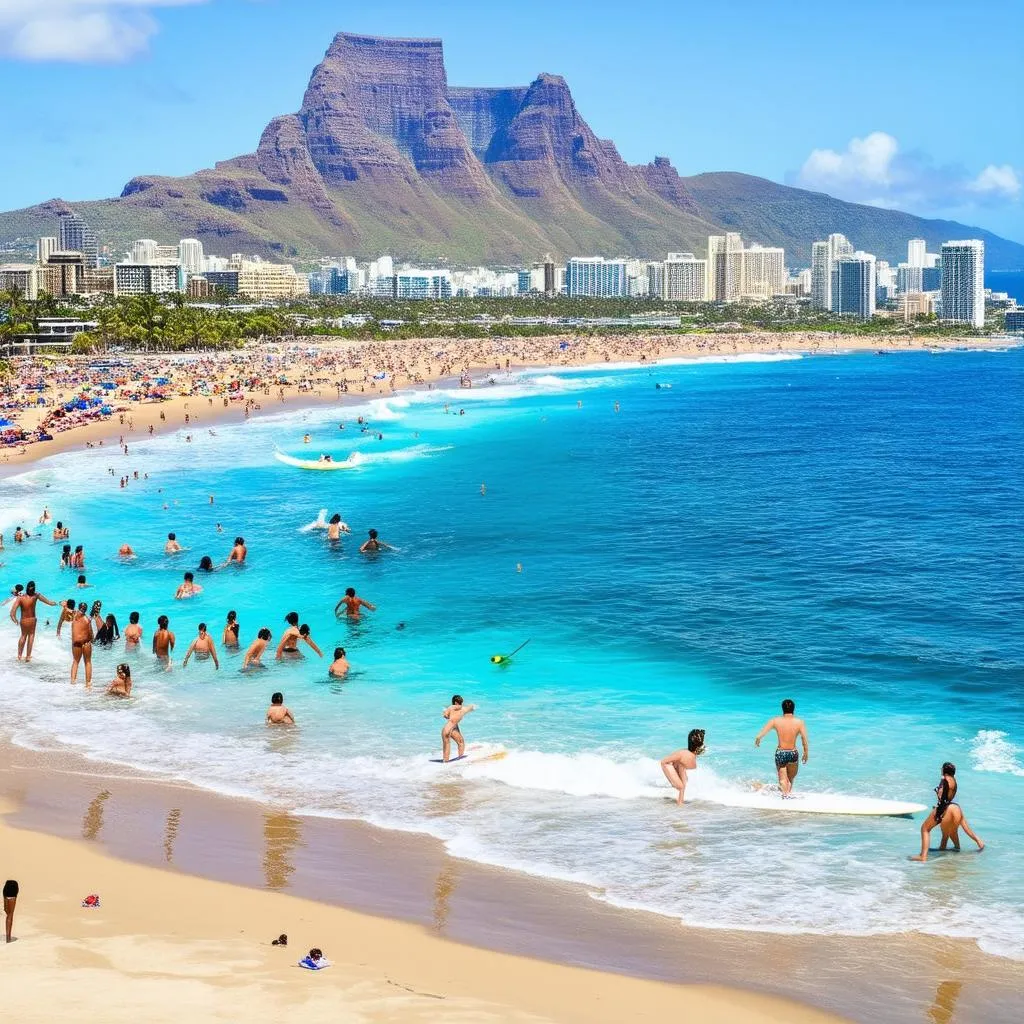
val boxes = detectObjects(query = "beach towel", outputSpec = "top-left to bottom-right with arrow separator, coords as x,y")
298,956 -> 332,971
81,893 -> 100,908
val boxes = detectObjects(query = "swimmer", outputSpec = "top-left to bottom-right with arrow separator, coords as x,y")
152,614 -> 176,669
297,624 -> 323,657
328,647 -> 349,678
223,610 -> 240,648
334,587 -> 376,619
266,692 -> 294,725
274,613 -> 322,659
182,622 -> 219,670
124,611 -> 142,648
660,729 -> 707,805
242,628 -> 272,671
165,532 -> 183,555
118,544 -> 136,558
197,555 -> 215,572
39,506 -> 51,525
76,574 -> 90,589
326,514 -> 350,541
441,695 -> 477,762
175,572 -> 202,600
754,699 -> 809,796
71,545 -> 85,569
56,598 -> 76,638
221,536 -> 247,566
359,528 -> 395,554
70,603 -> 94,687
910,762 -> 985,862
480,483 -> 486,496
107,663 -> 132,698
9,581 -> 56,662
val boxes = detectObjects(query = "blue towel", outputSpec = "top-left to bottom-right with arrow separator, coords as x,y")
298,956 -> 331,971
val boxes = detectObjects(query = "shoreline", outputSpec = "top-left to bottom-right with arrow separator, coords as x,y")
2,740 -> 1022,1023
1,331 -> 1017,475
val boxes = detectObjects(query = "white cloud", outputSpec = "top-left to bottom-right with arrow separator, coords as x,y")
793,132 -> 1021,217
0,1 -> 209,63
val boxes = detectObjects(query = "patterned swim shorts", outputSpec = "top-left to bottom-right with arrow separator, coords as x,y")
775,749 -> 799,769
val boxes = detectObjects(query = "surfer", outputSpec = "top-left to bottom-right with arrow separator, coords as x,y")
266,692 -> 295,725
660,729 -> 707,805
334,587 -> 375,619
182,623 -> 219,670
152,615 -> 176,669
360,528 -> 395,554
9,581 -> 56,662
242,628 -> 272,671
328,647 -> 349,677
441,695 -> 477,763
754,699 -> 809,796
910,762 -> 985,862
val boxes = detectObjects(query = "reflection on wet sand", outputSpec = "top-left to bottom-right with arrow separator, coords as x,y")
433,864 -> 458,933
163,808 -> 181,863
927,980 -> 963,1024
81,790 -> 110,842
262,812 -> 302,890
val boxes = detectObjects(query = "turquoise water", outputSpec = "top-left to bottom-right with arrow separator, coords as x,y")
2,348 -> 1023,958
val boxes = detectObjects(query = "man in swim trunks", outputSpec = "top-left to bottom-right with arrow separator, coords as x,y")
9,581 -> 57,662
359,528 -> 395,554
182,623 -> 219,669
441,695 -> 477,762
334,587 -> 376,619
3,878 -> 17,943
243,628 -> 272,671
754,699 -> 809,796
152,614 -> 176,669
70,603 -> 94,687
266,691 -> 295,725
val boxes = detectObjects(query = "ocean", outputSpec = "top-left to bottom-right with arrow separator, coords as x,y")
2,347 -> 1023,959
987,270 -> 1024,304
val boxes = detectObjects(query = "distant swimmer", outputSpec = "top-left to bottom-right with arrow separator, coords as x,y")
360,528 -> 395,554
266,692 -> 295,726
243,628 -> 272,671
39,506 -> 51,525
152,614 -> 176,668
182,622 -> 219,670
76,575 -> 90,589
70,603 -> 94,687
9,581 -> 56,662
165,533 -> 183,555
326,514 -> 350,541
328,647 -> 349,678
660,729 -> 706,805
441,695 -> 477,763
303,433 -> 312,444
480,483 -> 487,496
334,587 -> 375,619
175,572 -> 202,600
910,762 -> 984,862
754,699 -> 809,796
223,610 -> 240,648
107,663 -> 132,698
221,537 -> 247,567
118,544 -> 136,558
124,611 -> 142,648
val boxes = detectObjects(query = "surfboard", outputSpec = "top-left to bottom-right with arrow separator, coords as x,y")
429,743 -> 507,766
274,449 -> 353,471
681,789 -> 927,817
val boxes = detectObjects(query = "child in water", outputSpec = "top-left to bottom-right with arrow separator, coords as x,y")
266,692 -> 294,725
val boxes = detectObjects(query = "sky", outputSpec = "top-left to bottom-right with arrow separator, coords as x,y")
0,0 -> 1021,243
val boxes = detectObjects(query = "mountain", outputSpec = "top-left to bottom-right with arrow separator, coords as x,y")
2,31 -> 1022,270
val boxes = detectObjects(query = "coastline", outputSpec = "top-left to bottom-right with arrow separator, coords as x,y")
2,740 -> 1022,1024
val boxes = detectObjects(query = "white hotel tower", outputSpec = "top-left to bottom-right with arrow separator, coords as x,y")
940,240 -> 985,328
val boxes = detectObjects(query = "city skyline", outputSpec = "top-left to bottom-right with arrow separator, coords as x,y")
0,1 -> 1020,242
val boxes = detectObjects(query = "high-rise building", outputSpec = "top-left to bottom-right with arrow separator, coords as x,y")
811,233 -> 853,310
394,268 -> 452,299
707,233 -> 744,301
154,245 -> 179,263
129,239 -> 158,264
907,238 -> 927,268
566,257 -> 628,298
517,270 -> 531,295
58,211 -> 99,268
896,264 -> 924,294
662,253 -> 707,301
543,255 -> 556,297
742,245 -> 786,299
178,239 -> 204,276
831,252 -> 876,319
0,264 -> 42,300
646,261 -> 665,299
230,256 -> 309,300
36,237 -> 58,265
114,263 -> 181,296
43,251 -> 85,297
940,240 -> 985,328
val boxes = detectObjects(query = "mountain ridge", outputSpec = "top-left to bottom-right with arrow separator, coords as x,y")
1,30 -> 1021,270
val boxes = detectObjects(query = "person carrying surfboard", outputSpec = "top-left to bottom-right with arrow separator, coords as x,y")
441,695 -> 477,763
754,699 -> 809,797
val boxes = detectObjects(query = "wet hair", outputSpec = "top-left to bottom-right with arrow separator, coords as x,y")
452,695 -> 464,705
56,521 -> 62,528
117,664 -> 131,679
129,611 -> 140,624
168,532 -> 176,540
77,575 -> 86,584
285,611 -> 299,626
26,581 -> 36,595
184,571 -> 194,582
105,614 -> 116,626
157,615 -> 169,628
198,622 -> 207,632
74,545 -> 82,553
333,647 -> 345,659
688,728 -> 706,755
782,699 -> 795,714
62,544 -> 71,554
12,585 -> 24,594
271,692 -> 284,705
65,598 -> 75,609
234,537 -> 244,546
198,556 -> 213,571
299,624 -> 310,637
226,610 -> 236,622
329,514 -> 341,524
942,762 -> 956,777
368,528 -> 378,539
257,627 -> 272,641
345,587 -> 355,597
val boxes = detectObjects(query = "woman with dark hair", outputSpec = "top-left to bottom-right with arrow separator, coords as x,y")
96,613 -> 121,647
910,762 -> 985,862
107,663 -> 132,697
223,610 -> 240,648
660,729 -> 707,805
59,544 -> 72,568
198,555 -> 215,572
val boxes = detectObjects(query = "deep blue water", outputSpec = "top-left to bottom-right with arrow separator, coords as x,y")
2,348 -> 1022,957
987,270 -> 1024,303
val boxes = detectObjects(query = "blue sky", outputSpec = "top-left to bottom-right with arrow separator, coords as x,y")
1,0 -> 1021,243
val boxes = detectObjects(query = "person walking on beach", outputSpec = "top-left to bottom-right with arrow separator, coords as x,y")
334,587 -> 376,619
182,623 -> 219,670
266,692 -> 295,725
754,699 -> 809,796
152,614 -> 176,669
660,729 -> 707,805
70,603 -> 94,687
910,762 -> 985,862
242,628 -> 272,671
9,581 -> 56,662
3,879 -> 17,943
441,695 -> 477,762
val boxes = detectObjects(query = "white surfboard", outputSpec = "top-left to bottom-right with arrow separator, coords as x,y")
429,743 -> 507,766
274,449 -> 355,471
684,789 -> 926,817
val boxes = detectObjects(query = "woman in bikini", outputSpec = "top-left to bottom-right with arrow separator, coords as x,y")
9,581 -> 56,662
910,762 -> 985,862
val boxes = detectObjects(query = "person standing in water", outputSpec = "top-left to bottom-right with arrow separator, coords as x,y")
327,514 -> 350,541
152,614 -> 176,669
754,699 -> 809,796
910,762 -> 985,862
165,533 -> 183,555
334,587 -> 376,619
9,581 -> 56,662
70,603 -> 94,687
328,647 -> 349,678
441,695 -> 477,762
107,664 -> 132,697
242,628 -> 272,671
124,611 -> 142,648
660,729 -> 707,805
175,572 -> 202,599
182,623 -> 219,670
56,598 -> 76,638
223,610 -> 240,648
359,528 -> 395,554
221,536 -> 247,567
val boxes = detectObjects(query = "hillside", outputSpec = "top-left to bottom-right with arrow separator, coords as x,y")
1,31 -> 1021,270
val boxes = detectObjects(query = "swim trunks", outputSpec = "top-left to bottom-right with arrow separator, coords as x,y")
775,748 -> 800,769
3,879 -> 18,899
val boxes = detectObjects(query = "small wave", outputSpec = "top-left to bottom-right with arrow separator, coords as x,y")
971,730 -> 1024,777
